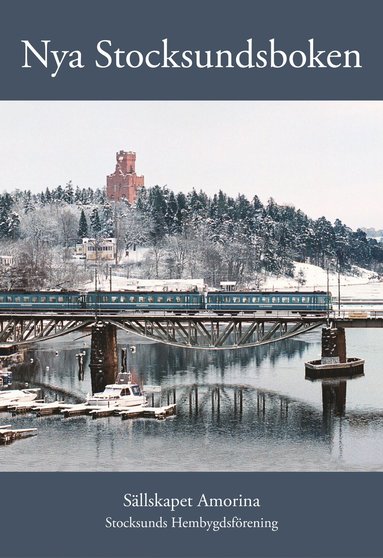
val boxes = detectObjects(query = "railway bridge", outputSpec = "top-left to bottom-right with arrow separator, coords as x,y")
1,308 -> 382,394
0,310 -> 383,350
0,311 -> 327,350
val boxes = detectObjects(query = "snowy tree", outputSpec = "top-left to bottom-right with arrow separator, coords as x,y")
295,269 -> 307,287
78,209 -> 88,239
100,203 -> 114,237
63,181 -> 75,205
90,208 -> 102,236
9,239 -> 53,289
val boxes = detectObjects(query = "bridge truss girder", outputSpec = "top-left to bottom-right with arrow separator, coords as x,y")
0,313 -> 325,350
109,315 -> 325,350
0,315 -> 94,345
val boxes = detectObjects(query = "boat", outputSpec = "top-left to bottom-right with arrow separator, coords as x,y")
0,388 -> 40,409
86,372 -> 147,408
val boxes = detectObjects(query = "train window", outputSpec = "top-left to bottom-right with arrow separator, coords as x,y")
101,296 -> 108,302
317,297 -> 326,304
40,296 -> 46,302
251,297 -> 259,303
129,296 -> 136,303
281,297 -> 289,303
301,297 -> 310,303
175,296 -> 181,303
120,296 -> 126,302
261,297 -> 269,303
271,297 -> 279,303
6,296 -> 13,302
242,297 -> 248,303
15,296 -> 21,303
291,297 -> 300,303
157,296 -> 163,303
0,296 -> 3,302
138,296 -> 146,303
58,296 -> 64,303
49,296 -> 56,303
166,297 -> 173,303
232,297 -> 240,303
23,297 -> 30,303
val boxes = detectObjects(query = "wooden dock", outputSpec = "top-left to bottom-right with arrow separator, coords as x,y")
1,398 -> 177,421
32,402 -> 74,416
65,402 -> 177,420
0,426 -> 37,444
120,404 -> 177,420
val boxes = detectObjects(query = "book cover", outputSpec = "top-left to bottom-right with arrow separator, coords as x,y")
0,1 -> 382,557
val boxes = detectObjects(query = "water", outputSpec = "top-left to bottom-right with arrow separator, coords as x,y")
1,329 -> 383,471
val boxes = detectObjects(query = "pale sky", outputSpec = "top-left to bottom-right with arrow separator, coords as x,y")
0,101 -> 381,230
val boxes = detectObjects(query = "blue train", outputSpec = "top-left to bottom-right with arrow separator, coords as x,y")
0,290 -> 331,315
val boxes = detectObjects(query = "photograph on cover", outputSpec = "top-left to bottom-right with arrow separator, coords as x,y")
0,101 -> 382,471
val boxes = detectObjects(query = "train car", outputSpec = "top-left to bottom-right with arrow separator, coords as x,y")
85,290 -> 204,313
0,291 -> 84,312
0,289 -> 330,315
205,291 -> 331,315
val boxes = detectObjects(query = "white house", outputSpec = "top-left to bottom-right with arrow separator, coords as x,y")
75,238 -> 117,262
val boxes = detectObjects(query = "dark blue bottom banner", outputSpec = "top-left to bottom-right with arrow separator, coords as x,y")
0,472 -> 380,558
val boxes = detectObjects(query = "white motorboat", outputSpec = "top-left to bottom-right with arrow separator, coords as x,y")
0,388 -> 40,408
86,372 -> 147,408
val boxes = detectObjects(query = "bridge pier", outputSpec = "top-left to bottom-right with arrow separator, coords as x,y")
89,322 -> 118,394
305,326 -> 364,380
322,327 -> 346,364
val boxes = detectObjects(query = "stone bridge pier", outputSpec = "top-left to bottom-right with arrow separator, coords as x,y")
321,326 -> 347,364
89,322 -> 118,394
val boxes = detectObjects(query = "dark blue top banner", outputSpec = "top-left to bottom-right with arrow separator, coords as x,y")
1,0 -> 382,100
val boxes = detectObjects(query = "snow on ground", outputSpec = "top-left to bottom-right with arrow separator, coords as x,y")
262,262 -> 383,300
83,262 -> 383,300
84,275 -> 205,292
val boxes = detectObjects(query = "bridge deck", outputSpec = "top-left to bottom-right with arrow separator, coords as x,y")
334,318 -> 383,328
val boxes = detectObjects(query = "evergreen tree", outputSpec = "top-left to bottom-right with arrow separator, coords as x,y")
63,181 -> 74,204
78,209 -> 88,239
90,207 -> 102,236
45,187 -> 52,204
101,204 -> 114,237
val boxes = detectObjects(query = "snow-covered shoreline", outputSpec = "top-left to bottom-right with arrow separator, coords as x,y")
84,261 -> 383,300
262,262 -> 383,299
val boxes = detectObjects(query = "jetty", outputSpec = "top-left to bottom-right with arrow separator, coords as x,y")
61,402 -> 177,420
0,426 -> 37,444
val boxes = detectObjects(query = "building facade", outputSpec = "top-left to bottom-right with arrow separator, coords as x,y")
106,150 -> 144,203
0,255 -> 14,268
75,238 -> 117,262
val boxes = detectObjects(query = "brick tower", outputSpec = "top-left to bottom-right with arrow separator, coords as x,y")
106,150 -> 145,203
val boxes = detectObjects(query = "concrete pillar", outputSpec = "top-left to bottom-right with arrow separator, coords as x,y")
89,322 -> 118,394
321,326 -> 346,364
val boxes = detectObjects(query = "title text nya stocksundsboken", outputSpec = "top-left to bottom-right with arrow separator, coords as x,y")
21,38 -> 362,78
104,492 -> 279,533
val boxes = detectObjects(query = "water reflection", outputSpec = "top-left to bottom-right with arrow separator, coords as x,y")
2,330 -> 383,471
